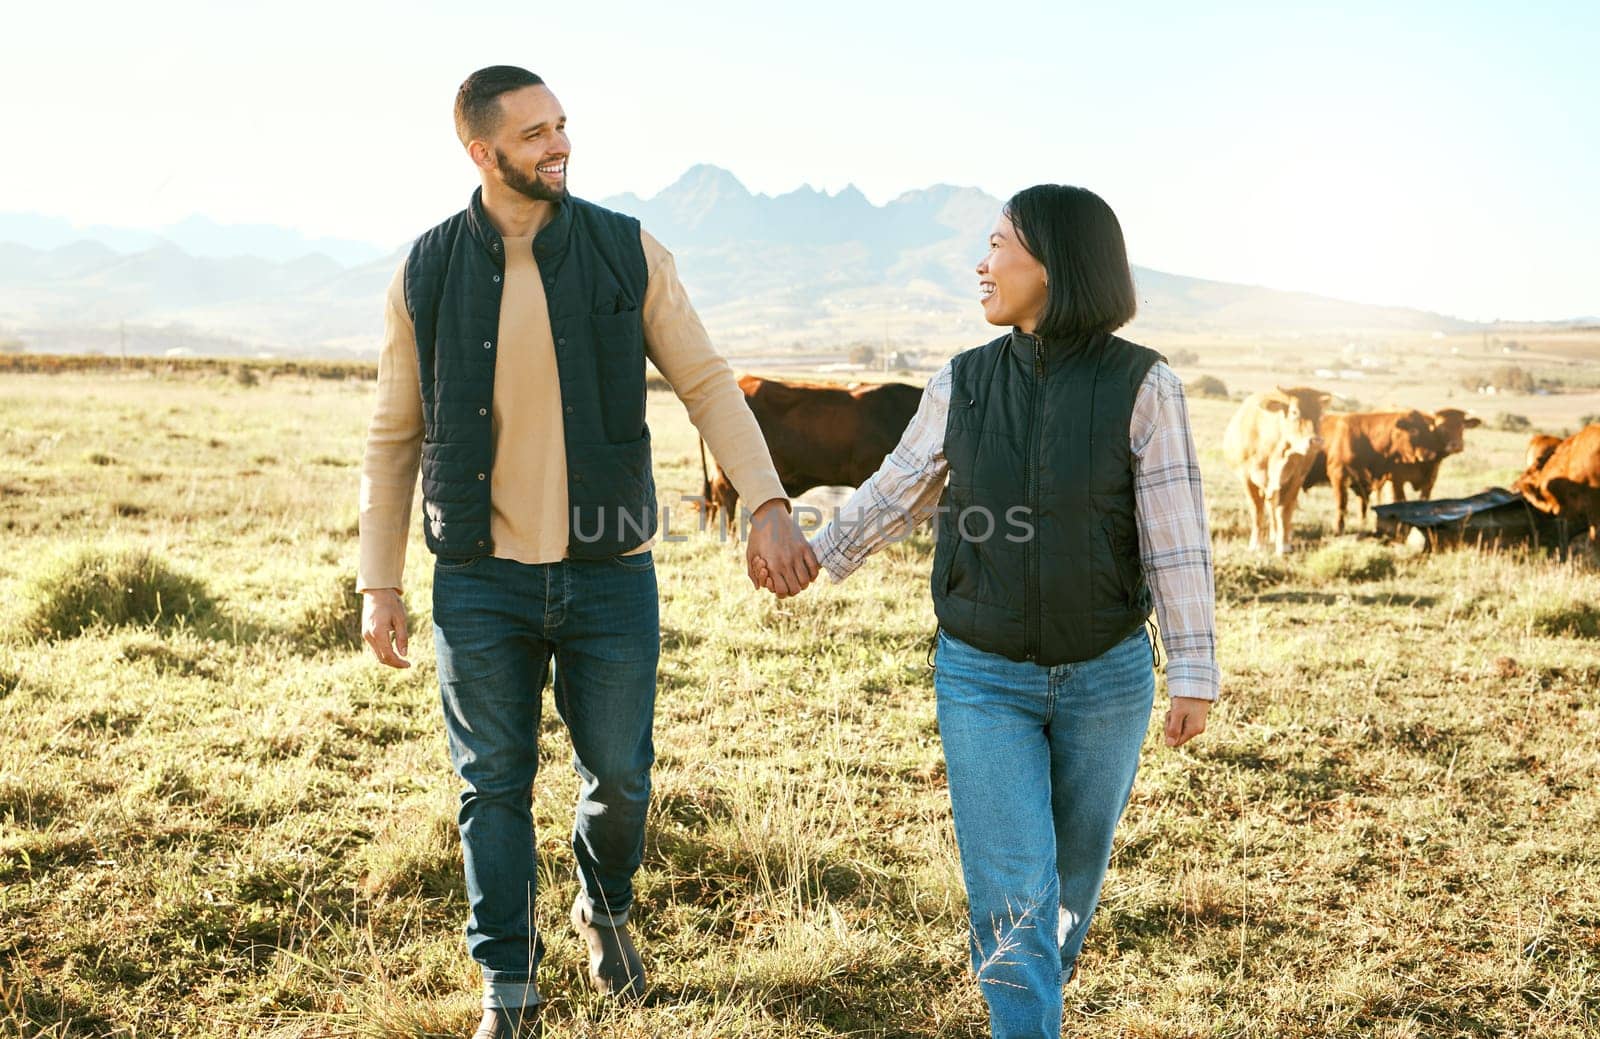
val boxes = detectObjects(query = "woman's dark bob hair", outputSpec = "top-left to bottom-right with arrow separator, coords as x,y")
1003,185 -> 1137,339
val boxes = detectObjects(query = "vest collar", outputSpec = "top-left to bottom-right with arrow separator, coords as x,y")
1007,328 -> 1101,372
1007,329 -> 1044,370
464,187 -> 574,269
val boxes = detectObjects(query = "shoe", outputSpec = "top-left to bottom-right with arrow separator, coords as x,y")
471,1004 -> 542,1039
570,895 -> 646,1000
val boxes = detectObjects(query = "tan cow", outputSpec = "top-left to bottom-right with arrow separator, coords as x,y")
1222,386 -> 1331,554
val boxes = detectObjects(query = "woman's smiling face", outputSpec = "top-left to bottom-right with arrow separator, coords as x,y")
976,214 -> 1049,334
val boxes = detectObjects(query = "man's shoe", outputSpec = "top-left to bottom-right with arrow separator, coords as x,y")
570,895 -> 646,1000
471,1004 -> 542,1039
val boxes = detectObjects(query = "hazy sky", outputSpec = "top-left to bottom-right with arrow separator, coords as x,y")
3,0 -> 1595,320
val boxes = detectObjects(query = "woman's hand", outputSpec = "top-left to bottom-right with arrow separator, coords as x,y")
746,500 -> 819,597
750,554 -> 790,598
1164,697 -> 1211,748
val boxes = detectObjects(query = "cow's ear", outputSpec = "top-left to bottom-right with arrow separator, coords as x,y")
1261,398 -> 1288,414
1464,416 -> 1483,429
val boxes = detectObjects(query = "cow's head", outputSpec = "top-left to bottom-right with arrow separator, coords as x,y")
1428,408 -> 1481,456
1526,433 -> 1562,473
1264,385 -> 1331,457
1392,410 -> 1442,461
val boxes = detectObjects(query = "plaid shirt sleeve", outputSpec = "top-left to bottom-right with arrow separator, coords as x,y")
809,363 -> 953,581
1132,362 -> 1221,701
811,359 -> 1221,703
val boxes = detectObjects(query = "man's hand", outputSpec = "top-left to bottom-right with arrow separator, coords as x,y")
745,499 -> 819,598
362,588 -> 411,669
1164,697 -> 1211,747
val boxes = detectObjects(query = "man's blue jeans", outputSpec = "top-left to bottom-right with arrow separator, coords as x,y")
431,552 -> 659,1009
934,626 -> 1155,1039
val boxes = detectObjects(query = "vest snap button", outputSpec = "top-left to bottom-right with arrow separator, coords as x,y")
557,338 -> 565,346
483,341 -> 492,349
478,408 -> 487,416
477,472 -> 486,480
492,275 -> 501,283
477,540 -> 486,547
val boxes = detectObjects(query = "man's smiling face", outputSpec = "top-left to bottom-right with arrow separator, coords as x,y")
483,84 -> 570,203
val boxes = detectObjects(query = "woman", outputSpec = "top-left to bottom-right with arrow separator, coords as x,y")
758,185 -> 1219,1038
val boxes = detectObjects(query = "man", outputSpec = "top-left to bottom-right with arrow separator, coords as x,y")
358,65 -> 818,1039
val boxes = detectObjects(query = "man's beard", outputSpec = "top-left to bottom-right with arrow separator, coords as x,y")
495,148 -> 568,203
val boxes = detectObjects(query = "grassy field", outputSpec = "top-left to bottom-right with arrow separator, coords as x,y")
2,363 -> 1598,1038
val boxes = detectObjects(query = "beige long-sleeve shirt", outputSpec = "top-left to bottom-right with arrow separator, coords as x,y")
357,227 -> 787,592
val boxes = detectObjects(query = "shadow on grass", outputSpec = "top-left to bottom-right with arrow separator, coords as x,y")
644,802 -> 869,912
1253,589 -> 1440,607
1108,896 -> 1290,944
660,623 -> 705,653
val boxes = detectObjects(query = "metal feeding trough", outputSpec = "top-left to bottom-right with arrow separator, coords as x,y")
1373,487 -> 1565,551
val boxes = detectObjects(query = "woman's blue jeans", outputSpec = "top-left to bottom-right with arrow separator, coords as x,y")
431,551 -> 660,1008
935,626 -> 1155,1039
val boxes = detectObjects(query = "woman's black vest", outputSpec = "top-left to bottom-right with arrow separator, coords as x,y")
931,330 -> 1163,664
403,190 -> 654,560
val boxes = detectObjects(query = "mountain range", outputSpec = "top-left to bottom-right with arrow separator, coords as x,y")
0,166 -> 1508,358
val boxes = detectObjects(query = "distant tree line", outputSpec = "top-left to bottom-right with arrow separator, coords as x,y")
1461,365 -> 1538,395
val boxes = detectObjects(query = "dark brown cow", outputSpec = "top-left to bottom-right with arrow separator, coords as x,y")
1221,386 -> 1330,554
1374,407 -> 1482,501
1308,409 -> 1480,532
1513,424 -> 1600,546
700,374 -> 924,538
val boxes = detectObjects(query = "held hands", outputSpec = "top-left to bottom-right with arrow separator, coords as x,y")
1164,696 -> 1211,748
362,588 -> 411,668
745,498 -> 820,599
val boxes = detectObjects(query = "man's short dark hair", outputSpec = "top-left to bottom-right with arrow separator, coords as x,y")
1003,185 -> 1137,339
454,66 -> 545,147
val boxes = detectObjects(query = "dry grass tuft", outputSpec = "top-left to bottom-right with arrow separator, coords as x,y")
19,546 -> 216,639
1302,539 -> 1399,583
288,573 -> 366,651
1212,546 -> 1293,601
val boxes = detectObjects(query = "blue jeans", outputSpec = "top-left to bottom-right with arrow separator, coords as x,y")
431,552 -> 660,1008
935,626 -> 1155,1039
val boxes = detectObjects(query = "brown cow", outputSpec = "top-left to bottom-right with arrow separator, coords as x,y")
1222,386 -> 1330,554
700,375 -> 924,538
1374,407 -> 1482,501
1513,424 -> 1600,546
1525,433 -> 1563,473
1308,409 -> 1480,532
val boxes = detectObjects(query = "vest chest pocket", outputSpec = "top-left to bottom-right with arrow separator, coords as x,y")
591,308 -> 647,443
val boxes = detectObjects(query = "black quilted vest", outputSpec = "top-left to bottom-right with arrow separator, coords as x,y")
932,330 -> 1163,664
403,190 -> 653,560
